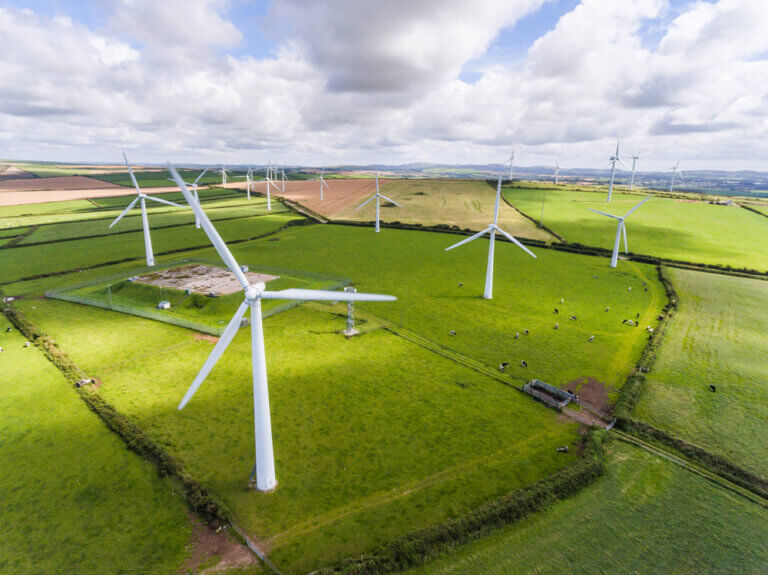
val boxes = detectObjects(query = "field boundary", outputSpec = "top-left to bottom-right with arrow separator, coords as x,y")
496,181 -> 564,242
316,430 -> 606,575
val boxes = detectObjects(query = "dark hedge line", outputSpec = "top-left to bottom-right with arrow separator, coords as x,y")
612,266 -> 677,419
1,303 -> 232,525
319,430 -> 607,575
615,418 -> 768,500
739,204 -> 768,220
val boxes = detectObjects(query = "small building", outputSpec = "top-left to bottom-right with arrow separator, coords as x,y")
523,379 -> 577,410
157,300 -> 171,310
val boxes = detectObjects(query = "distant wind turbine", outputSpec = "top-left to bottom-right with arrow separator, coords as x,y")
669,161 -> 684,192
355,172 -> 401,233
169,166 -> 396,491
553,160 -> 560,185
507,148 -> 515,180
626,153 -> 641,190
216,164 -> 230,185
606,140 -> 630,202
445,173 -> 536,299
588,195 -> 653,267
110,151 -> 185,266
309,165 -> 331,200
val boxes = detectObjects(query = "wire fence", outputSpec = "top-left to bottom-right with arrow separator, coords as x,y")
45,258 -> 351,336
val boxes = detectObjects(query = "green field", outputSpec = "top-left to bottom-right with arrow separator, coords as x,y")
336,179 -> 551,242
0,315 -> 191,573
503,186 -> 768,271
93,169 -> 249,188
409,440 -> 768,574
633,268 -> 768,477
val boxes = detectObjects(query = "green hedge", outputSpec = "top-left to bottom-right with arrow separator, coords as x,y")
319,430 -> 607,574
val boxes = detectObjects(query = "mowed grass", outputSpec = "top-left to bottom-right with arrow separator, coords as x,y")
0,315 -> 191,574
0,212 -> 299,284
335,179 -> 552,242
634,269 -> 768,477
18,297 -> 578,573
408,441 -> 768,575
504,186 -> 768,271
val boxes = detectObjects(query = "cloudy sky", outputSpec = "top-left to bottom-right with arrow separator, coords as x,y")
1,0 -> 767,170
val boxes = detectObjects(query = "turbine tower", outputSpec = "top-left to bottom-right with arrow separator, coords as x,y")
626,153 -> 640,190
507,148 -> 515,180
110,152 -> 185,266
255,162 -> 281,211
217,164 -> 230,185
169,166 -> 396,492
355,172 -> 401,233
588,195 -> 652,267
606,140 -> 629,202
669,161 -> 684,192
445,173 -> 537,299
309,165 -> 331,200
553,160 -> 560,185
169,168 -> 208,228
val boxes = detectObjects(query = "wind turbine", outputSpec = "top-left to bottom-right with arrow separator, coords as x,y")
553,160 -> 560,185
588,194 -> 652,267
309,166 -> 331,200
606,140 -> 630,202
355,172 -> 401,233
507,148 -> 515,180
255,162 -> 280,211
445,173 -> 536,299
668,161 -> 684,192
280,162 -> 287,193
168,168 -> 208,228
169,166 -> 395,492
216,165 -> 230,185
626,153 -> 640,190
110,152 -> 185,266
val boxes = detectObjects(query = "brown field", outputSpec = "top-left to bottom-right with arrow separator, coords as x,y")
262,178 -> 377,217
0,166 -> 36,181
135,264 -> 279,296
0,184 -> 188,206
0,175 -> 121,192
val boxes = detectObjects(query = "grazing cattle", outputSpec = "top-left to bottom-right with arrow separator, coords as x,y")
449,330 -> 457,336
628,287 -> 632,291
709,384 -> 717,392
570,315 -> 577,321
515,332 -> 519,339
554,308 -> 559,314
524,329 -> 529,335
554,323 -> 559,329
23,341 -> 30,347
5,327 -> 11,333
636,313 -> 640,318
499,363 -> 509,372
560,298 -> 564,303
458,282 -> 463,287
0,347 -> 3,352
520,360 -> 528,367
605,307 -> 610,312
588,335 -> 595,342
556,445 -> 569,453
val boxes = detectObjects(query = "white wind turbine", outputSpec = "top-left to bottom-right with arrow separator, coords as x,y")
445,173 -> 536,299
255,162 -> 281,211
553,160 -> 560,185
355,172 -> 401,233
606,140 -> 630,202
280,162 -> 287,193
588,194 -> 652,268
169,166 -> 395,491
626,153 -> 641,190
216,164 -> 231,185
507,148 -> 515,180
668,160 -> 684,192
309,166 -> 331,200
168,168 -> 209,228
110,152 -> 185,266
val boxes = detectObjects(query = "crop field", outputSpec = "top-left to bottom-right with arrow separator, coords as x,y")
633,268 -> 768,477
336,179 -> 552,241
409,441 -> 768,574
0,315 -> 191,573
93,169 -> 249,188
503,186 -> 768,271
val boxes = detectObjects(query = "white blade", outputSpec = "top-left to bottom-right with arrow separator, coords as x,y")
122,151 -> 141,194
260,289 -> 396,302
444,227 -> 490,251
169,166 -> 250,289
178,301 -> 249,410
193,168 -> 208,185
617,158 -> 631,169
677,170 -> 685,180
588,208 -> 622,220
378,193 -> 401,207
622,221 -> 628,254
624,194 -> 653,218
495,227 -> 537,258
355,194 -> 377,210
109,196 -> 140,228
322,179 -> 331,190
145,195 -> 185,208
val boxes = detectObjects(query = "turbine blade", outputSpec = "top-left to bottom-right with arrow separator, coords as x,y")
622,221 -> 629,254
588,208 -> 622,219
677,170 -> 685,180
494,227 -> 537,258
145,195 -> 185,208
355,194 -> 377,210
617,158 -> 631,169
624,194 -> 653,218
109,196 -> 140,228
169,166 -> 250,289
193,168 -> 208,185
444,227 -> 490,251
178,301 -> 249,409
378,193 -> 401,207
122,151 -> 141,194
260,289 -> 396,302
322,179 -> 331,190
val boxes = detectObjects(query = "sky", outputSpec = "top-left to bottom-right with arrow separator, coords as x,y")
1,0 -> 768,170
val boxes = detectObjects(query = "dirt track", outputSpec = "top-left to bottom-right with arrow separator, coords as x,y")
262,178 -> 377,218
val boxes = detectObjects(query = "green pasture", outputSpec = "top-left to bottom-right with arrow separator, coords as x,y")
0,315 -> 191,574
503,186 -> 768,271
336,179 -> 551,242
93,169 -> 248,188
17,297 -> 578,573
634,269 -> 768,477
410,441 -> 768,574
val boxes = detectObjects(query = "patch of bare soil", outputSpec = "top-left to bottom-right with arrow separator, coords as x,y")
136,264 -> 279,296
0,166 -> 36,181
193,333 -> 220,343
264,178 -> 378,218
178,515 -> 258,574
562,407 -> 608,428
0,183 -> 182,206
565,376 -> 616,416
0,175 -> 121,192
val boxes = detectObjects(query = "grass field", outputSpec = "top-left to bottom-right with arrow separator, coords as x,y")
503,186 -> 768,271
0,315 -> 191,574
93,169 -> 249,188
409,440 -> 768,574
17,297 -> 579,573
633,268 -> 768,477
335,179 -> 552,242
